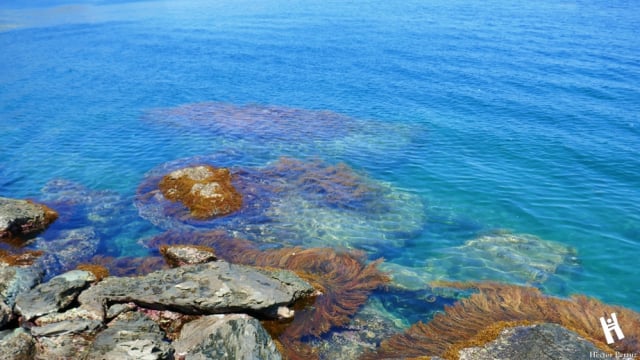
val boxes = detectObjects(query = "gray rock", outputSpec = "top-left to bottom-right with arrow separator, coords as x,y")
173,314 -> 281,360
458,323 -> 606,360
78,261 -> 314,320
31,318 -> 102,337
0,197 -> 57,242
0,264 -> 43,327
33,333 -> 93,360
15,270 -> 95,320
105,303 -> 136,320
0,328 -> 35,360
86,311 -> 173,360
160,245 -> 217,267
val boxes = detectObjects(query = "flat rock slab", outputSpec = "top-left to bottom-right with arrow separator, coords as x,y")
78,261 -> 314,320
16,270 -> 95,320
173,314 -> 281,360
458,323 -> 605,360
85,311 -> 173,360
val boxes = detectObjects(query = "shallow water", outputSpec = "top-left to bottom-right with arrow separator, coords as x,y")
1,0 -> 638,325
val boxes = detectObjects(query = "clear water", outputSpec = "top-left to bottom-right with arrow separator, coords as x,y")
1,0 -> 639,318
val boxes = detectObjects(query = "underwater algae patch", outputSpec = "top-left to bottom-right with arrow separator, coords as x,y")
142,102 -> 359,143
362,282 -> 640,360
146,229 -> 389,359
136,155 -> 424,250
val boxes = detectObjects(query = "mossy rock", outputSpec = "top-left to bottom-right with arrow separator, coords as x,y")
158,165 -> 242,219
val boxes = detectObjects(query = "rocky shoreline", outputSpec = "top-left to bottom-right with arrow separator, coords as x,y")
1,245 -> 313,359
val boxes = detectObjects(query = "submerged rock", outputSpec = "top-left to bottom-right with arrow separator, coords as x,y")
35,227 -> 99,278
382,232 -> 579,290
78,261 -> 314,320
0,197 -> 57,244
39,179 -> 154,260
458,323 -> 608,360
173,314 -> 281,360
158,165 -> 242,219
142,102 -> 358,144
136,156 -> 425,250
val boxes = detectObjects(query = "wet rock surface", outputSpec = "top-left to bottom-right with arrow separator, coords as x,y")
78,261 -> 314,320
0,197 -> 57,244
173,314 -> 281,360
458,323 -> 607,360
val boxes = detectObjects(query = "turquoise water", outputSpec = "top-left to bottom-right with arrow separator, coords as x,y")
1,0 -> 639,319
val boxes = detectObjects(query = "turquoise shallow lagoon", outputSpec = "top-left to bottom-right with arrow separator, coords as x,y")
1,0 -> 639,331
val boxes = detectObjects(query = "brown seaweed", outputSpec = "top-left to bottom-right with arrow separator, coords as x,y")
0,248 -> 44,266
362,282 -> 640,360
76,263 -> 110,281
87,255 -> 167,277
158,165 -> 242,219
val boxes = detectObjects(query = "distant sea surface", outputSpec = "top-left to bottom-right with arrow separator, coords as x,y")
1,0 -> 639,315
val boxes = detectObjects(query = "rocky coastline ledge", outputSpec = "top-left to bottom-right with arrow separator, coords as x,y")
2,188 -> 640,359
2,246 -> 314,359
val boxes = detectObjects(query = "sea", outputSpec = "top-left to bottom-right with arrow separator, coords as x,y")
1,0 -> 639,336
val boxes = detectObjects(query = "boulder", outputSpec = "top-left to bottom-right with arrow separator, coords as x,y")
85,311 -> 173,360
0,197 -> 57,243
15,270 -> 96,320
458,323 -> 607,360
159,245 -> 217,267
158,165 -> 242,219
0,328 -> 35,360
0,264 -> 43,327
78,261 -> 314,320
173,314 -> 281,360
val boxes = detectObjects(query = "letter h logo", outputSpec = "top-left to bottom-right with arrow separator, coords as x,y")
599,312 -> 625,344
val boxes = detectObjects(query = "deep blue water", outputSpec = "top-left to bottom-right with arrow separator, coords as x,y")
1,0 -> 639,321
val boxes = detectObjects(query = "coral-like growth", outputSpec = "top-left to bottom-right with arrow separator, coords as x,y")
76,263 -> 110,281
87,255 -> 167,277
146,230 -> 389,359
362,282 -> 640,360
158,165 -> 242,219
0,248 -> 43,266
